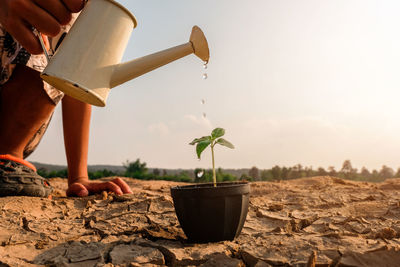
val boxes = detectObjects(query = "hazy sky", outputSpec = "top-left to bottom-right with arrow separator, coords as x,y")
29,0 -> 400,171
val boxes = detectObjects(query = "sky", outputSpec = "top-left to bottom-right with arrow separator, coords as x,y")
29,0 -> 400,171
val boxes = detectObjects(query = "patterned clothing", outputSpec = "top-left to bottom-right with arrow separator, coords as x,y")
0,19 -> 80,104
0,28 -> 30,84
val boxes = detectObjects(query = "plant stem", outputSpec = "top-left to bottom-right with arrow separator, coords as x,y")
211,143 -> 216,187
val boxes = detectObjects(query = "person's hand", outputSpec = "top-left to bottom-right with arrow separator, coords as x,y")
66,177 -> 133,197
0,0 -> 84,54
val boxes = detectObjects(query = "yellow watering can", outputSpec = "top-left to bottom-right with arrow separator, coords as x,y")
40,0 -> 209,107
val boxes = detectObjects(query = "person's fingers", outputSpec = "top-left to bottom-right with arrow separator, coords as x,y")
34,0 -> 72,25
67,183 -> 89,197
111,178 -> 133,194
62,0 -> 85,13
88,181 -> 124,195
6,21 -> 43,54
0,0 -> 43,54
21,4 -> 61,36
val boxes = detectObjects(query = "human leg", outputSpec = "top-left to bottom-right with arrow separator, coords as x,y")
0,64 -> 56,158
0,63 -> 132,197
0,64 -> 55,197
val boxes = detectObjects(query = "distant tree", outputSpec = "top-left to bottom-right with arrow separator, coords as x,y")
286,169 -> 296,180
341,160 -> 352,173
395,168 -> 400,178
317,167 -> 327,176
327,166 -> 337,177
123,159 -> 148,178
248,166 -> 260,181
340,160 -> 357,179
216,168 -> 224,182
270,165 -> 282,180
177,173 -> 192,182
360,167 -> 371,178
49,169 -> 68,178
222,173 -> 236,181
371,169 -> 379,179
216,168 -> 237,182
37,168 -> 49,178
281,167 -> 290,180
152,168 -> 160,177
89,169 -> 117,180
240,173 -> 252,181
260,169 -> 273,181
162,169 -> 167,176
203,170 -> 213,182
177,171 -> 191,182
289,164 -> 303,179
379,165 -> 394,179
293,164 -> 303,172
287,165 -> 299,179
305,166 -> 314,177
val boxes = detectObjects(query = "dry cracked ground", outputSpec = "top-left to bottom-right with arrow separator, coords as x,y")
1,176 -> 400,267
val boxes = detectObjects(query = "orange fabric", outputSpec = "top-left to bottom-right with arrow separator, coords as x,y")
0,154 -> 36,171
41,34 -> 50,51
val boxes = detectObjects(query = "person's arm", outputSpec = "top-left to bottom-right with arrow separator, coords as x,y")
62,95 -> 132,197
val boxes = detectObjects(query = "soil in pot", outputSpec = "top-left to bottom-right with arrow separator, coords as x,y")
170,181 -> 250,243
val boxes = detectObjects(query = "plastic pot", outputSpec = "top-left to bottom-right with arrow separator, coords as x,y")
170,181 -> 250,243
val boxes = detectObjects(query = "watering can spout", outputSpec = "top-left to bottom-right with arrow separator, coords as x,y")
110,26 -> 209,88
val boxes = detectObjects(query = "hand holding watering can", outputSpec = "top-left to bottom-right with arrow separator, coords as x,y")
0,0 -> 84,54
38,0 -> 209,107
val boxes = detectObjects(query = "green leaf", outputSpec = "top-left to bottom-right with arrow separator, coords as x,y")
196,140 -> 211,159
211,128 -> 225,139
216,138 -> 235,149
189,136 -> 210,145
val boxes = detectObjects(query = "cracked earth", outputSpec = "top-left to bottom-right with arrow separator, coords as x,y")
1,176 -> 400,266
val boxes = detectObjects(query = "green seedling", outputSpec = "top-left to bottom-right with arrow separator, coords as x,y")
189,128 -> 234,187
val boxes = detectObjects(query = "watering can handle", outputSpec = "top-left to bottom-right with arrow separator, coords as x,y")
34,0 -> 89,63
33,29 -> 51,63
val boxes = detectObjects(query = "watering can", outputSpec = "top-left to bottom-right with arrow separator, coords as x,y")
40,0 -> 209,107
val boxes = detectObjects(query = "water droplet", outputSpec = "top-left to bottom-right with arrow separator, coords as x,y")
201,99 -> 205,105
203,63 -> 208,70
203,73 -> 208,80
197,170 -> 204,178
203,113 -> 207,118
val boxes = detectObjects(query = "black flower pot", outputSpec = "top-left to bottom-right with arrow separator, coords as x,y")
170,181 -> 250,243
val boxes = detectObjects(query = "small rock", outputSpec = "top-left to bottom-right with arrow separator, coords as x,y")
339,248 -> 400,266
35,239 -> 48,250
110,244 -> 165,265
374,227 -> 397,239
199,253 -> 245,267
240,250 -> 259,267
86,200 -> 93,209
268,203 -> 284,212
66,242 -> 105,264
53,255 -> 69,266
254,261 -> 273,267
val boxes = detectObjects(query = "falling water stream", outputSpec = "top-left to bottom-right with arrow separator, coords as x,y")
201,61 -> 208,118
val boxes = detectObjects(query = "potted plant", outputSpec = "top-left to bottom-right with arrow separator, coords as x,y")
170,128 -> 250,243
